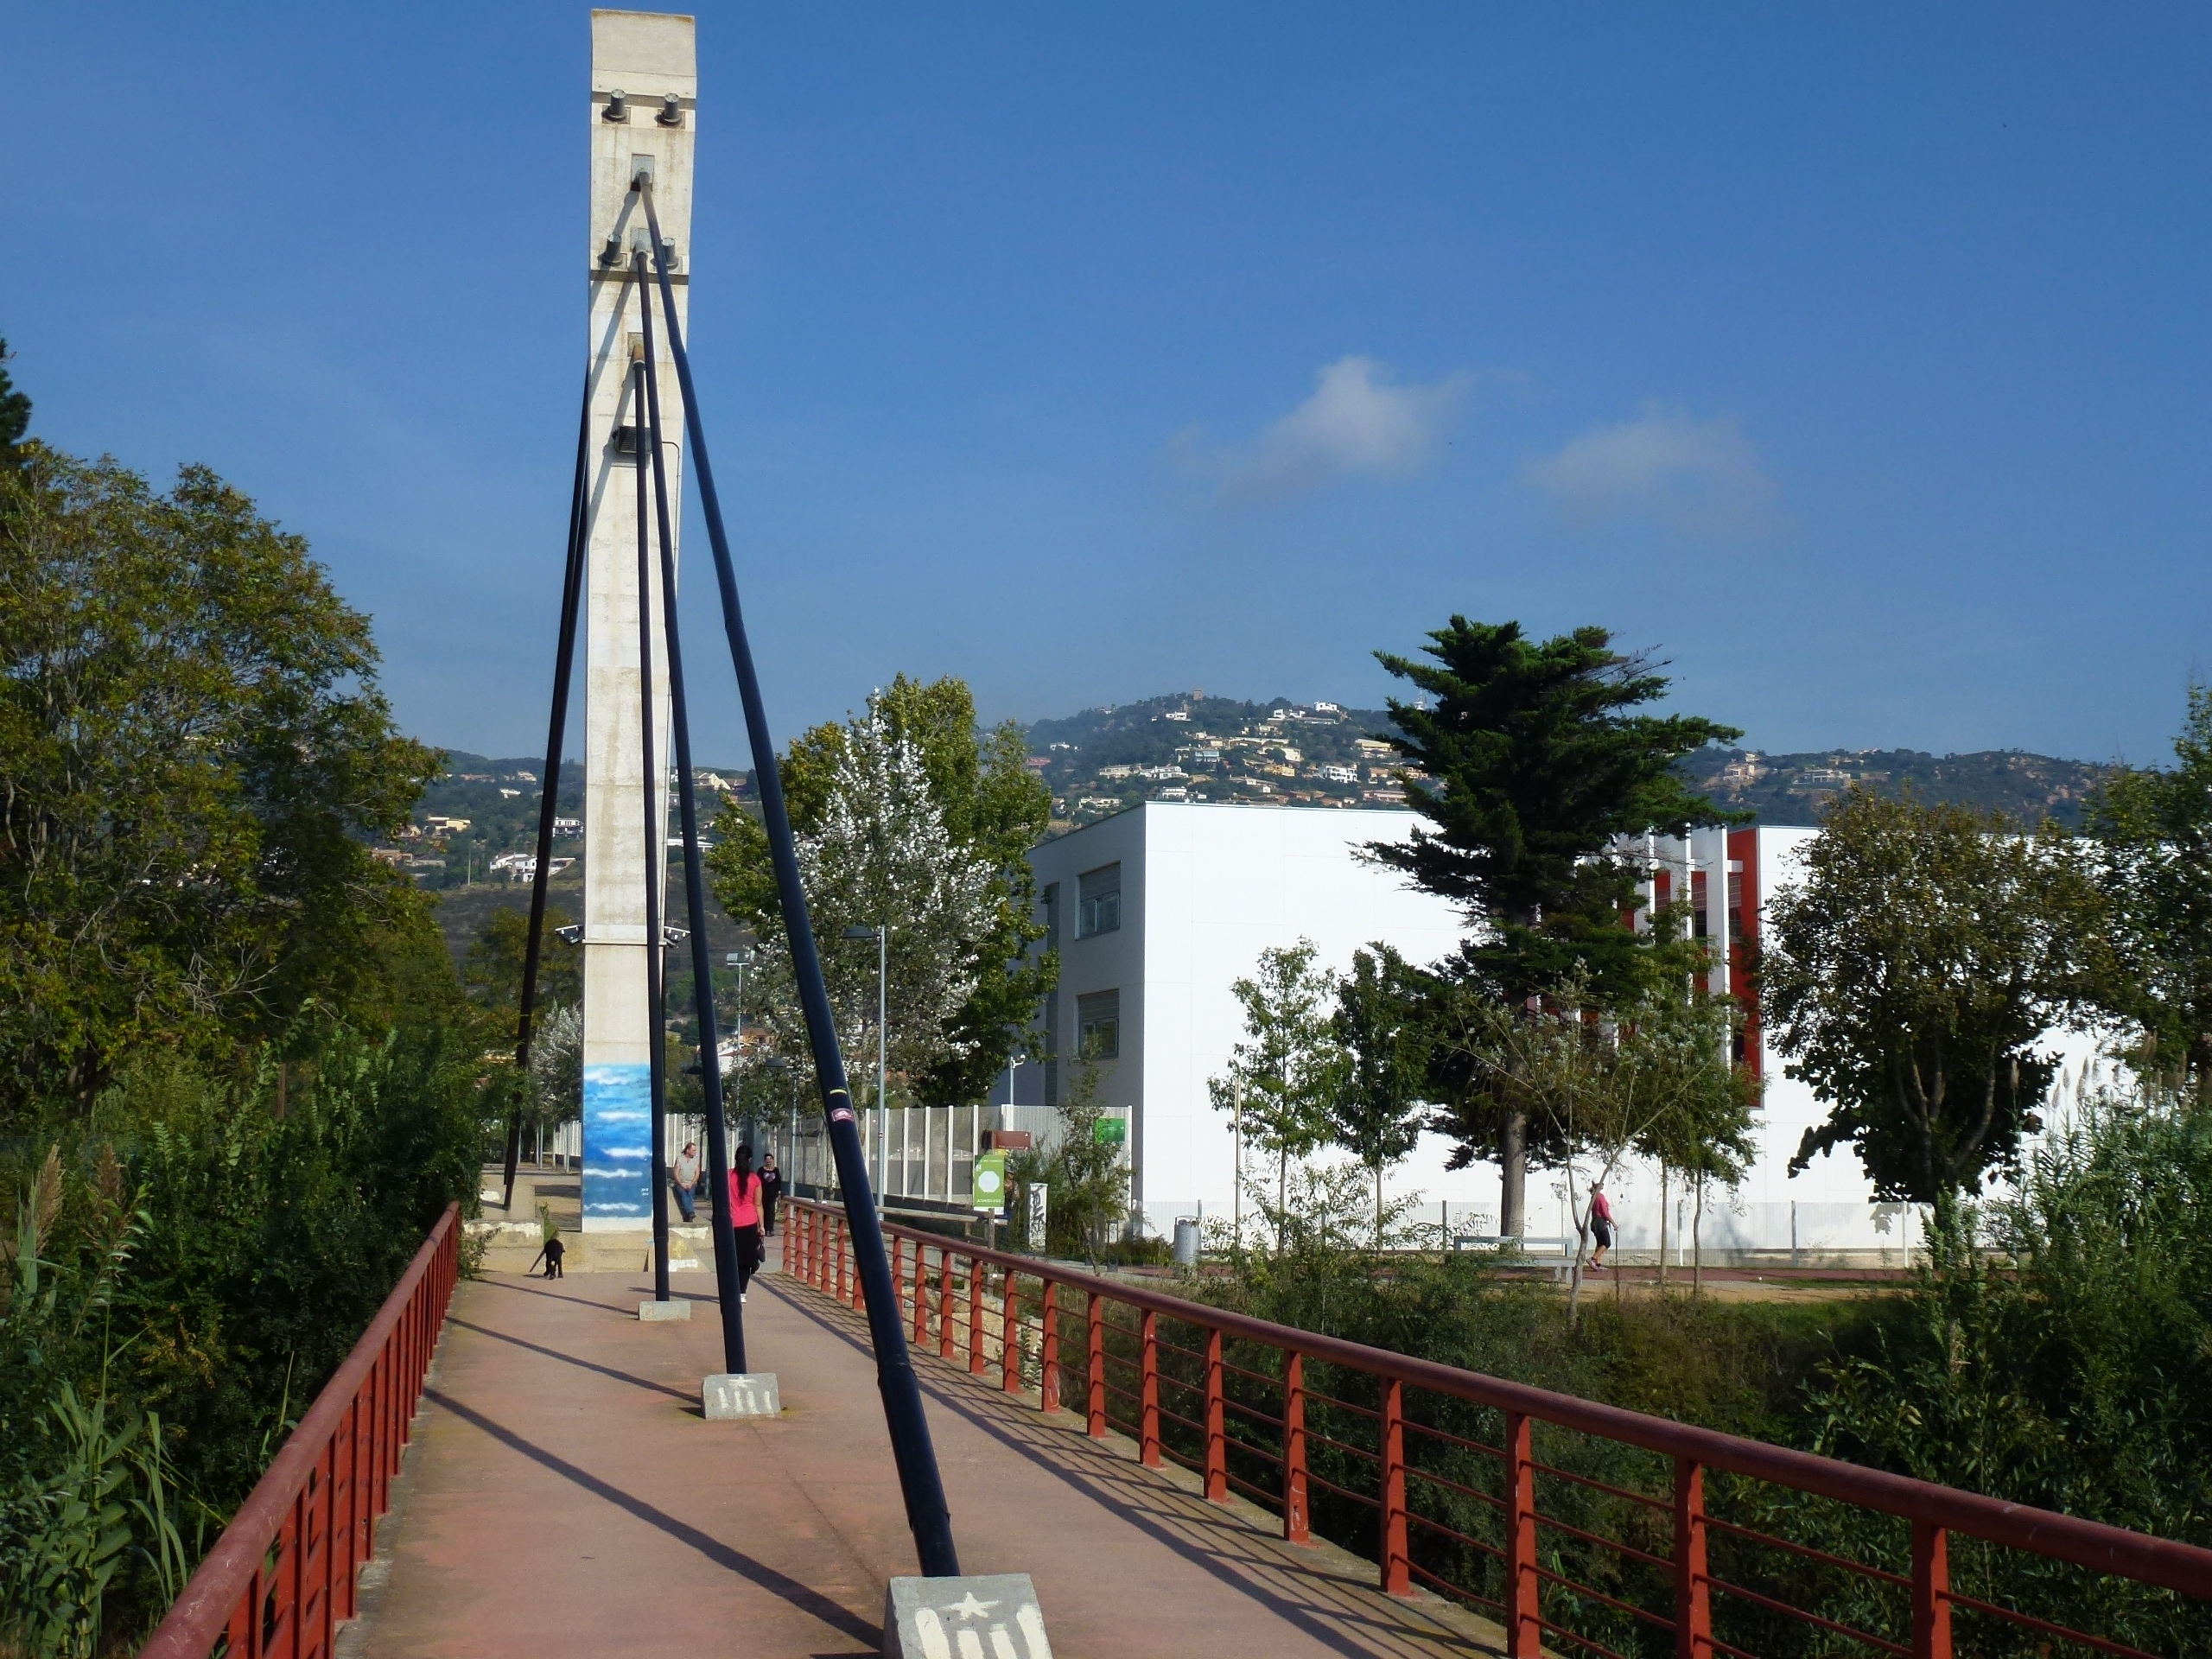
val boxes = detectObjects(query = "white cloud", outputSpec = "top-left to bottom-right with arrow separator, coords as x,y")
1525,404 -> 1777,534
1192,356 -> 1468,502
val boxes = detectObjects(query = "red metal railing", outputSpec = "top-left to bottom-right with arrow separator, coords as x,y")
787,1199 -> 2212,1659
141,1203 -> 461,1659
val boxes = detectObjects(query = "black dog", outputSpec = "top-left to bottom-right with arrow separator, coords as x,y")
540,1236 -> 565,1279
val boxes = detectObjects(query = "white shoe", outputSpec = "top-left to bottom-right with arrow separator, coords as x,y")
741,1293 -> 748,1303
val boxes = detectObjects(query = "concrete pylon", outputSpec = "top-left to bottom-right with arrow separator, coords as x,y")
581,10 -> 696,1231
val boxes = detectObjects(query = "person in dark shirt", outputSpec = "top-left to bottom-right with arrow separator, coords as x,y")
757,1151 -> 785,1237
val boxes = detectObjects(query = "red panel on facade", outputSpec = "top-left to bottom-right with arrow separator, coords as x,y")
1728,828 -> 1762,1080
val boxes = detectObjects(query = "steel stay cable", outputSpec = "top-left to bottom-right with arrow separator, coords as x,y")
635,248 -> 746,1369
503,369 -> 594,1211
637,181 -> 957,1577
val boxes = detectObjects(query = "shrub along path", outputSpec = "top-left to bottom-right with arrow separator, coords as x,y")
357,1243 -> 1516,1658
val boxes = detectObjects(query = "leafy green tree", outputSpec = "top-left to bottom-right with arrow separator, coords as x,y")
709,675 -> 1054,1104
1210,940 -> 1343,1249
1421,955 -> 1759,1315
1634,1014 -> 1759,1293
461,905 -> 580,1017
0,448 -> 439,1117
1326,946 -> 1428,1247
0,339 -> 29,473
2086,684 -> 2212,1086
1764,788 -> 2105,1214
1369,617 -> 1739,1232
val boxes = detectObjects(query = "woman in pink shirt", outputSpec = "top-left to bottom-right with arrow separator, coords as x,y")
1588,1185 -> 1615,1271
728,1145 -> 765,1302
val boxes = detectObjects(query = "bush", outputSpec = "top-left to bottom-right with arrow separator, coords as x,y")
0,1018 -> 486,1653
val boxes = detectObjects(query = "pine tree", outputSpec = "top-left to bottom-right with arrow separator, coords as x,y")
1368,617 -> 1739,1234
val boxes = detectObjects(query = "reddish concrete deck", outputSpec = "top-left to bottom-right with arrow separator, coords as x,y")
359,1241 -> 1511,1658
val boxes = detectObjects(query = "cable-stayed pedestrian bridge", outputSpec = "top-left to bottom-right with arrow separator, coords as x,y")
141,1200 -> 2212,1659
127,13 -> 2212,1657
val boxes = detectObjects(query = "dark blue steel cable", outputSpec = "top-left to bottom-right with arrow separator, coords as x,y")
635,357 -> 673,1303
635,249 -> 747,1372
637,180 -> 959,1578
505,365 -> 594,1212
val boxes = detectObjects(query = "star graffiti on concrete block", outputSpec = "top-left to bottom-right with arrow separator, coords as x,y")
946,1592 -> 1000,1621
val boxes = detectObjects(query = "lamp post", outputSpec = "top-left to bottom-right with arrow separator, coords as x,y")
844,924 -> 888,1206
726,946 -> 753,1161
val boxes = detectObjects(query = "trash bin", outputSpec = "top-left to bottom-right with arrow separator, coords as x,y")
1173,1217 -> 1200,1268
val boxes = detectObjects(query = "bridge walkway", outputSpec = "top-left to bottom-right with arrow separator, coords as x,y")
356,1243 -> 1512,1658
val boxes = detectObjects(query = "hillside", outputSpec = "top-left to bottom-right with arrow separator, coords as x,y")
1019,694 -> 2116,830
1023,691 -> 1403,825
1677,747 -> 2113,829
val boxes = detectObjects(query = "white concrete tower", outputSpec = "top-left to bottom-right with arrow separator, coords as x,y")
581,10 -> 695,1230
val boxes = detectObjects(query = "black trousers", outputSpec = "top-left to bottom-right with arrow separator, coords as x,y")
761,1192 -> 779,1236
735,1224 -> 763,1294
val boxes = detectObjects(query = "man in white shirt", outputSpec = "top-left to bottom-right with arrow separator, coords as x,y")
671,1141 -> 702,1224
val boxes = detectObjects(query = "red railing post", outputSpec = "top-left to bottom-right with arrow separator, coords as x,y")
1914,1520 -> 1953,1659
315,1440 -> 336,1656
1381,1376 -> 1410,1595
1283,1351 -> 1309,1542
1087,1292 -> 1108,1437
968,1252 -> 988,1376
1204,1325 -> 1228,1503
939,1249 -> 957,1362
1040,1280 -> 1061,1412
1140,1311 -> 1160,1468
1001,1268 -> 1022,1394
848,1220 -> 862,1308
912,1238 -> 930,1349
1504,1410 -> 1541,1658
1675,1457 -> 1711,1659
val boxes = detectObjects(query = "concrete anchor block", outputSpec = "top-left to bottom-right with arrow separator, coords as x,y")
638,1300 -> 692,1321
883,1574 -> 1052,1659
702,1372 -> 780,1418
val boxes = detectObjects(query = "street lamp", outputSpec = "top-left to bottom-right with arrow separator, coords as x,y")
843,924 -> 888,1205
726,946 -> 753,1161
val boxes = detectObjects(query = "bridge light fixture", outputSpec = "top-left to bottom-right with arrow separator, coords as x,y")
657,93 -> 684,127
602,89 -> 628,122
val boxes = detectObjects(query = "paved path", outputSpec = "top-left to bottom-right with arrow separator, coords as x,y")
360,1243 -> 1511,1658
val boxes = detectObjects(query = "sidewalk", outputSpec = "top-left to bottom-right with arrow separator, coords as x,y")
359,1242 -> 1512,1657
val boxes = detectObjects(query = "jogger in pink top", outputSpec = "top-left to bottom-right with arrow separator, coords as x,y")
728,1146 -> 764,1300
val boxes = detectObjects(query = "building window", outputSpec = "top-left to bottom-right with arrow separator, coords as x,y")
1077,863 -> 1122,938
1077,990 -> 1121,1060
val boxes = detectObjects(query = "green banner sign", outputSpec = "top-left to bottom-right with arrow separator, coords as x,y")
972,1149 -> 1008,1214
1093,1115 -> 1127,1147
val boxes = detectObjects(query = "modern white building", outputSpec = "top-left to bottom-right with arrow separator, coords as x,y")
1025,804 -> 2099,1261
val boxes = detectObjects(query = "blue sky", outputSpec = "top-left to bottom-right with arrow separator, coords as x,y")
5,5 -> 2209,766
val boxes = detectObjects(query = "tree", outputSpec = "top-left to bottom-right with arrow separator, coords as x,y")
461,905 -> 580,1017
0,448 -> 441,1117
1764,789 -> 2105,1214
1327,946 -> 1428,1247
709,675 -> 1055,1104
1035,1060 -> 1131,1262
1367,617 -> 1739,1233
1437,969 -> 1754,1317
717,710 -> 999,1108
0,339 -> 29,473
1210,940 -> 1343,1250
1630,991 -> 1760,1293
2086,685 -> 2212,1087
